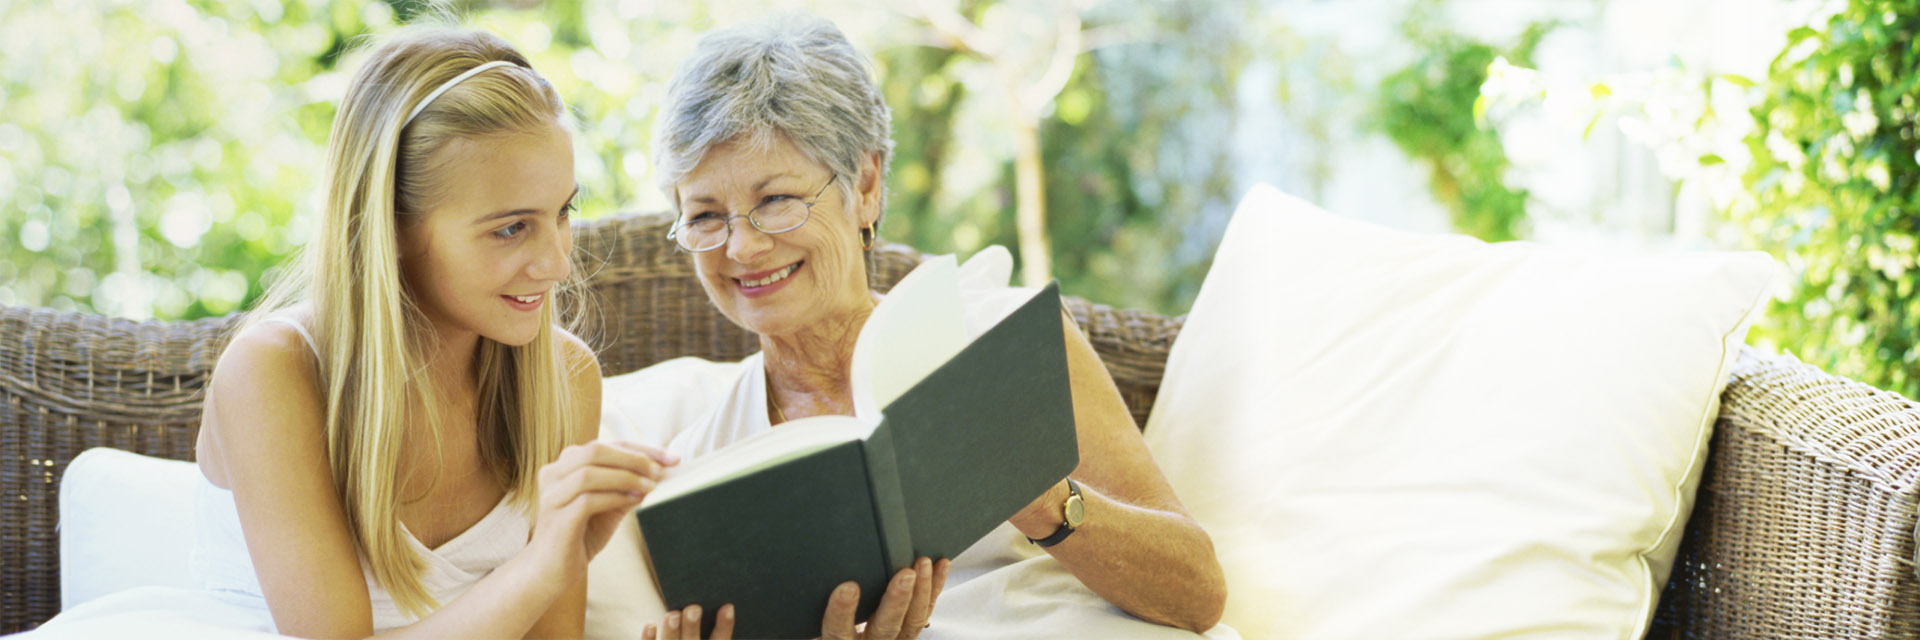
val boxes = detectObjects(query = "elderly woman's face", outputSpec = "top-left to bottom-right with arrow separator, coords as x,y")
674,132 -> 878,338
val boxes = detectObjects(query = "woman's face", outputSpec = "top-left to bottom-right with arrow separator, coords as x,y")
400,120 -> 576,348
674,132 -> 881,338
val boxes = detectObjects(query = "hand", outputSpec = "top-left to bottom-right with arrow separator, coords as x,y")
644,604 -> 735,640
820,557 -> 950,640
530,441 -> 677,577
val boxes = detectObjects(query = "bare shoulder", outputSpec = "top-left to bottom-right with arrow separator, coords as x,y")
201,316 -> 326,481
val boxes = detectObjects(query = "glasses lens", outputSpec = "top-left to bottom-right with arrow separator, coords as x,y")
752,199 -> 810,234
677,219 -> 727,252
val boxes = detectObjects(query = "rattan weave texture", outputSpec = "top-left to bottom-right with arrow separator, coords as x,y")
1647,349 -> 1920,638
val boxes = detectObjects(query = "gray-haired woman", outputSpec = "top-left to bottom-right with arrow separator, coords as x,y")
639,14 -> 1233,640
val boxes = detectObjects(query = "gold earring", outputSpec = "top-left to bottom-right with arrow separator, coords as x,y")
859,226 -> 875,251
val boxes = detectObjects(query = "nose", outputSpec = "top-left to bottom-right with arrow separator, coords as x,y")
722,216 -> 773,264
526,224 -> 572,283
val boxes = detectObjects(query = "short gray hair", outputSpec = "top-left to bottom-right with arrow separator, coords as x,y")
652,13 -> 893,215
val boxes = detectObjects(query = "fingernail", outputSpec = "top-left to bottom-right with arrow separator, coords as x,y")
836,583 -> 858,603
666,612 -> 681,629
688,605 -> 701,624
722,604 -> 734,620
896,571 -> 917,588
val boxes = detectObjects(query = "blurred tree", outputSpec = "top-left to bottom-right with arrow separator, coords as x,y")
3,0 -> 1248,320
1373,1 -> 1553,242
884,0 -> 1249,314
1738,0 -> 1920,397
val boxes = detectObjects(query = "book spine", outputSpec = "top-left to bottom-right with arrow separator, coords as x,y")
862,418 -> 915,572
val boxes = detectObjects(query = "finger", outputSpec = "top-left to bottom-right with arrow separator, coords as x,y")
609,440 -> 682,466
820,582 -> 859,640
586,441 -> 671,479
710,604 -> 735,640
643,623 -> 657,640
929,559 -> 950,608
899,558 -> 936,638
553,466 -> 657,502
864,569 -> 916,640
664,611 -> 682,640
682,605 -> 703,640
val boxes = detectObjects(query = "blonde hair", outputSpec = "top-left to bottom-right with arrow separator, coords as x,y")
240,26 -> 582,617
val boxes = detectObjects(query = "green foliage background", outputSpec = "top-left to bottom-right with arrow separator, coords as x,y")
0,0 -> 1249,320
1737,0 -> 1920,397
1374,7 -> 1552,243
3,0 -> 1916,397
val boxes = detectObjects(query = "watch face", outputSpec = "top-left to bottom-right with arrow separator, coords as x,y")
1064,494 -> 1086,527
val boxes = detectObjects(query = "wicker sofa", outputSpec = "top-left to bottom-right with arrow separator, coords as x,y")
3,211 -> 1919,637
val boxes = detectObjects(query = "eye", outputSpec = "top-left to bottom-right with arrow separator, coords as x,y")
492,220 -> 528,240
560,201 -> 577,220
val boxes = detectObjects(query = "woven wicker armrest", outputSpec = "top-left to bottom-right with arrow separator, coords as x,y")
1651,347 -> 1920,638
0,304 -> 237,632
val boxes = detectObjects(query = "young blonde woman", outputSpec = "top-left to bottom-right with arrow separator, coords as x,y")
187,27 -> 673,638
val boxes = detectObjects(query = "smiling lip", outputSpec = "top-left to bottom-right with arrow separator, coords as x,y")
735,261 -> 802,299
502,292 -> 544,311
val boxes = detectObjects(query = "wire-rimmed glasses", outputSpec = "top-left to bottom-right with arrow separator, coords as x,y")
667,175 -> 838,252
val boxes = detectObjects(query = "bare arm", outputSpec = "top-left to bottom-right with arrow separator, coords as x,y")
1005,311 -> 1228,632
203,323 -> 648,639
525,331 -> 605,639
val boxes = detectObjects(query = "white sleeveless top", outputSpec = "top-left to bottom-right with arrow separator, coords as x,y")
665,248 -> 1240,639
189,316 -> 532,633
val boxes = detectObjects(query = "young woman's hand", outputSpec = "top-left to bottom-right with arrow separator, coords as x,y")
820,557 -> 949,640
643,604 -> 736,640
530,441 -> 676,578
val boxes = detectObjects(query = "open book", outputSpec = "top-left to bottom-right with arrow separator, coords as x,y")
633,256 -> 1079,639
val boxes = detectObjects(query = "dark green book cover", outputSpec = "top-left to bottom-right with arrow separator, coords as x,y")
634,279 -> 1078,639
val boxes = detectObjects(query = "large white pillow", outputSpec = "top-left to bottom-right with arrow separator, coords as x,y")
1143,185 -> 1777,639
587,356 -> 741,640
59,447 -> 202,610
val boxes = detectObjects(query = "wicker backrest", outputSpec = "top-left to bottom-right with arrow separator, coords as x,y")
0,212 -> 1176,633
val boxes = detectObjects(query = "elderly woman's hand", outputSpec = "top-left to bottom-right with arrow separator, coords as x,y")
644,603 -> 736,640
820,557 -> 949,640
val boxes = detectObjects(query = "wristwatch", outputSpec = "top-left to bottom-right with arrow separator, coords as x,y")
1027,477 -> 1085,548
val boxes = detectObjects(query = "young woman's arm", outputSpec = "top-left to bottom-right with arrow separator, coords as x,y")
203,322 -> 659,639
525,329 -> 607,639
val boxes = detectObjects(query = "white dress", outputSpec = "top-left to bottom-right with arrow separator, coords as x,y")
665,248 -> 1240,640
32,317 -> 532,638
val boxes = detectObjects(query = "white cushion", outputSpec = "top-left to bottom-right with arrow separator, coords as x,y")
1143,185 -> 1777,639
586,356 -> 741,640
59,447 -> 202,609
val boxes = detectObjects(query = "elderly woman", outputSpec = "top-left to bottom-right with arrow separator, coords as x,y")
642,14 -> 1234,640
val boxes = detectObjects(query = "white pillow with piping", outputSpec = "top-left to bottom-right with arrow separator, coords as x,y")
1143,184 -> 1778,639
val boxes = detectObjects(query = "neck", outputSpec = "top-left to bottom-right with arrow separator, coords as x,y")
420,324 -> 483,410
761,296 -> 877,421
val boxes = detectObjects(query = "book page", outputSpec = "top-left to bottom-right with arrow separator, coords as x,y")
642,415 -> 869,506
851,255 -> 969,421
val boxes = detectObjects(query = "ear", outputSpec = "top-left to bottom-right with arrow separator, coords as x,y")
854,150 -> 884,228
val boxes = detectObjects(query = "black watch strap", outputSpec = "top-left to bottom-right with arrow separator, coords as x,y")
1027,478 -> 1082,548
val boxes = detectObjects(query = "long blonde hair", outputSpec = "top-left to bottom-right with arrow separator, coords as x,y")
240,26 -> 582,617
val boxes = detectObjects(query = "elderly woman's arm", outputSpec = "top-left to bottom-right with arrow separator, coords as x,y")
1007,312 -> 1229,632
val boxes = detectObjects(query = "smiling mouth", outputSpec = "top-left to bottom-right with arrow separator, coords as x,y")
738,261 -> 802,288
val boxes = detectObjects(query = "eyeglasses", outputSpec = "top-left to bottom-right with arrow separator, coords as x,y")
668,175 -> 838,253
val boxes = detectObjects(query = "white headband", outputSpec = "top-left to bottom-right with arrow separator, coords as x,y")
403,60 -> 516,127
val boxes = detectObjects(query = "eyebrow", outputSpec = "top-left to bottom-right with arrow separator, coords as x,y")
473,185 -> 581,225
684,172 -> 801,206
